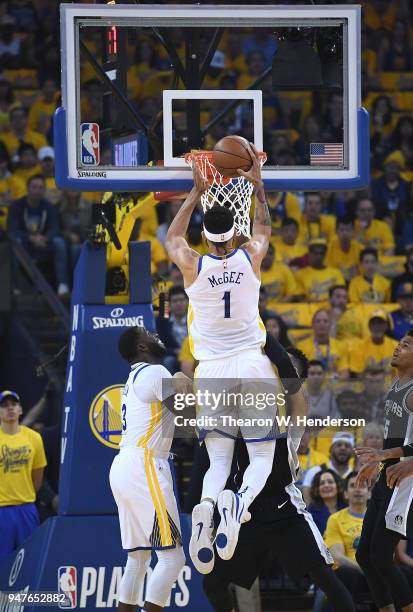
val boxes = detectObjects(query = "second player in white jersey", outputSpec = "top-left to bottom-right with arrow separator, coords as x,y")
185,248 -> 265,360
120,361 -> 175,452
109,327 -> 187,612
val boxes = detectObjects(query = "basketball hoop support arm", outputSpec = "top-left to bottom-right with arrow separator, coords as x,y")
79,41 -> 161,151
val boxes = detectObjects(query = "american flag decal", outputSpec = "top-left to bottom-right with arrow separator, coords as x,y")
310,143 -> 344,165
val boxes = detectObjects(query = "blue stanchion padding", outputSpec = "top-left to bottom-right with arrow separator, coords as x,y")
59,303 -> 155,515
73,243 -> 107,305
129,242 -> 152,304
0,515 -> 212,611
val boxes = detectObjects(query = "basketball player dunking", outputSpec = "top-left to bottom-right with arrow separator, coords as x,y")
356,330 -> 413,612
165,143 -> 278,573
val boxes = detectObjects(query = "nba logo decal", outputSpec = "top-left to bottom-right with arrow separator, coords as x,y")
58,566 -> 77,608
80,123 -> 100,166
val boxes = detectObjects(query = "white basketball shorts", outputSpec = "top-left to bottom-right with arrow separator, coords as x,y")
109,446 -> 182,551
194,348 -> 280,440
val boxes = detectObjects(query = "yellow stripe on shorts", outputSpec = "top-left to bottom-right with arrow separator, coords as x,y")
144,448 -> 172,547
148,449 -> 172,546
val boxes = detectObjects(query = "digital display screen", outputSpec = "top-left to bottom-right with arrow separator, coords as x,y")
112,133 -> 145,166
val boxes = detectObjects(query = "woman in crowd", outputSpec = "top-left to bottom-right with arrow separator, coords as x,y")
307,468 -> 347,536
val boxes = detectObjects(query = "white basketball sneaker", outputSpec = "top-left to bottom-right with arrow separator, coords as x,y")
189,501 -> 215,574
215,489 -> 250,560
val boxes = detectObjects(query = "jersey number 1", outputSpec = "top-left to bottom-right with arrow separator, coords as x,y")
222,291 -> 231,318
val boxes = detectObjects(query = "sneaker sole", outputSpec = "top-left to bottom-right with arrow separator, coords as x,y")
189,504 -> 215,574
215,490 -> 241,561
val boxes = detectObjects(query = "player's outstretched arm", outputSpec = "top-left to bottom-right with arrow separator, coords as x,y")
237,142 -> 271,271
165,164 -> 208,280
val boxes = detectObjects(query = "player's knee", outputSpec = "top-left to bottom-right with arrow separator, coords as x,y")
157,546 -> 185,579
173,545 -> 186,574
210,454 -> 232,478
126,549 -> 151,571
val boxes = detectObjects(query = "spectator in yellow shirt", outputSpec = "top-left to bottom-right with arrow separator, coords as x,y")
328,285 -> 364,342
0,107 -> 47,157
294,239 -> 345,302
298,192 -> 336,245
14,143 -> 42,183
0,390 -> 47,562
297,430 -> 329,487
260,243 -> 298,307
324,473 -> 371,607
272,217 -> 308,265
267,192 -> 302,235
348,247 -> 391,304
297,309 -> 349,378
326,216 -> 362,282
0,145 -> 26,230
354,197 -> 395,256
349,310 -> 398,375
27,77 -> 59,135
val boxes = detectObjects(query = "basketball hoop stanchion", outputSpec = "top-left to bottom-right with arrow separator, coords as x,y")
185,150 -> 267,238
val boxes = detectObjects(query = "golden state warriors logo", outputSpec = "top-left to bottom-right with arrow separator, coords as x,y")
89,385 -> 123,449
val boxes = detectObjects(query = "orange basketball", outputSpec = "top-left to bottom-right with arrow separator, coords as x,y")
212,135 -> 253,178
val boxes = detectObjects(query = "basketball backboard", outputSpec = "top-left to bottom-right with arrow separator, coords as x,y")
55,3 -> 369,192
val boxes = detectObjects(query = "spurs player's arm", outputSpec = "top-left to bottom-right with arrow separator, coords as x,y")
165,165 -> 208,285
357,384 -> 413,488
237,142 -> 272,275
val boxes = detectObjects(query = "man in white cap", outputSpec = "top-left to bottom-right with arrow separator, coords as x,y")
38,146 -> 61,205
302,432 -> 355,504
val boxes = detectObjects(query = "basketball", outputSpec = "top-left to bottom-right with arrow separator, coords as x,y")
212,135 -> 253,177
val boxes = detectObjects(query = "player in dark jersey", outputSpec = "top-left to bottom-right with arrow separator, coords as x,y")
186,343 -> 356,612
355,330 -> 413,612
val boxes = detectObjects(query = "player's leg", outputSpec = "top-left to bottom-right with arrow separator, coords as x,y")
215,439 -> 275,561
118,549 -> 151,611
203,571 -> 235,612
204,517 -> 266,612
355,484 -> 408,611
190,433 -> 234,573
368,520 -> 413,611
309,562 -> 356,612
144,546 -> 186,611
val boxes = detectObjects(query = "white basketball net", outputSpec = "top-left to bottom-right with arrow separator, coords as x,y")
186,152 -> 266,238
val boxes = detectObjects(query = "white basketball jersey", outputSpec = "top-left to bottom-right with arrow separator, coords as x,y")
120,363 -> 174,452
185,248 -> 265,360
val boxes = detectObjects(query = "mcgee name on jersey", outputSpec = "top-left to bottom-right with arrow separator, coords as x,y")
208,271 -> 244,288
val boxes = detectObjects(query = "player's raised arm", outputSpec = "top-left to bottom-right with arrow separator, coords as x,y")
237,142 -> 271,271
165,164 -> 208,282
